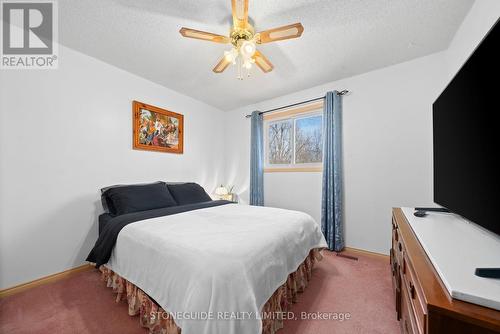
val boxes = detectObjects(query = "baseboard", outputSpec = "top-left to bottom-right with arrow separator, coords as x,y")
343,246 -> 389,260
0,263 -> 94,298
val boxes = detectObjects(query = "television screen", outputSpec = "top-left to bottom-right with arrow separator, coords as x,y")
433,20 -> 499,236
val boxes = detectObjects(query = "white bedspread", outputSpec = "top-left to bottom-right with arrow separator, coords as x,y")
106,204 -> 327,334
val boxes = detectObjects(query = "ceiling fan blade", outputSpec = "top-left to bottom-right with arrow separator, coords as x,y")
213,56 -> 231,73
256,23 -> 304,44
252,51 -> 273,73
179,27 -> 230,44
231,0 -> 249,29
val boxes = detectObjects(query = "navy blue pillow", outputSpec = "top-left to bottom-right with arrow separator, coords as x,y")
101,181 -> 165,214
103,182 -> 177,215
167,183 -> 212,205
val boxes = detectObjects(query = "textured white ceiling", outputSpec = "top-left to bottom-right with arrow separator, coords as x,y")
59,0 -> 474,111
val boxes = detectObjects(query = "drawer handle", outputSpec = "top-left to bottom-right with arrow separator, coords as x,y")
410,282 -> 416,299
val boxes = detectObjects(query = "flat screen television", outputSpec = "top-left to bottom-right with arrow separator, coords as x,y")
433,20 -> 499,237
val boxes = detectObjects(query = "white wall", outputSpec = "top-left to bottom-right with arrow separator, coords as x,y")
224,3 -> 500,256
0,45 -> 225,289
445,0 -> 500,79
225,52 -> 448,255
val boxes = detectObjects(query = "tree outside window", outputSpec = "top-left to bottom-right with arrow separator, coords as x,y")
268,120 -> 293,164
295,116 -> 322,164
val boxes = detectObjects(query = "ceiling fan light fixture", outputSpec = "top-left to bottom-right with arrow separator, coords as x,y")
240,40 -> 256,58
180,0 -> 304,78
243,59 -> 253,70
224,48 -> 239,64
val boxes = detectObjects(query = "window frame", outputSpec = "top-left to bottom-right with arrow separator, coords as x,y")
263,101 -> 324,173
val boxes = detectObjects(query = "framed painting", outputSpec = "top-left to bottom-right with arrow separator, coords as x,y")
133,101 -> 184,154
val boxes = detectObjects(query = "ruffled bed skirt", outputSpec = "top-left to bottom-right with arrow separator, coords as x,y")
100,248 -> 322,334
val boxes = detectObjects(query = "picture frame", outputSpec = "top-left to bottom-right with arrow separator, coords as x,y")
133,100 -> 184,154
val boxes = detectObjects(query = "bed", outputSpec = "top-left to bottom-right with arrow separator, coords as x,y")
87,182 -> 327,334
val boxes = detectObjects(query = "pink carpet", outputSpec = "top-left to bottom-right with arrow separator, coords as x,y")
0,251 -> 399,334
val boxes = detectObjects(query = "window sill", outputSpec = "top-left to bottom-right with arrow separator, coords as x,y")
264,167 -> 323,173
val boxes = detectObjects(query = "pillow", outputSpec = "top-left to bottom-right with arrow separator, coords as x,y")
167,183 -> 212,205
101,181 -> 164,214
103,182 -> 178,215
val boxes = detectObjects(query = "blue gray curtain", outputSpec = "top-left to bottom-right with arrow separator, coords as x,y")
250,111 -> 264,206
321,91 -> 344,251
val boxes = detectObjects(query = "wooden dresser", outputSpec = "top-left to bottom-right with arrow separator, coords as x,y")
391,208 -> 500,334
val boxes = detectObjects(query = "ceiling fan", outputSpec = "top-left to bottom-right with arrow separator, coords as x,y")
179,0 -> 304,79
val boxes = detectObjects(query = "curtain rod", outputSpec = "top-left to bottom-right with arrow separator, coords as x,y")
244,90 -> 349,118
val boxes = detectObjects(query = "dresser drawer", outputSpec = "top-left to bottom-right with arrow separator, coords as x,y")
392,216 -> 404,264
401,278 -> 419,334
403,255 -> 427,334
390,248 -> 402,320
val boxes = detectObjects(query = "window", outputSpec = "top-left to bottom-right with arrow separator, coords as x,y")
264,103 -> 323,172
